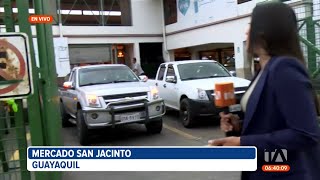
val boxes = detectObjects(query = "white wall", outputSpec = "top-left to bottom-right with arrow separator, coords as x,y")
166,0 -> 256,33
64,36 -> 162,45
166,0 -> 302,33
32,37 -> 71,77
166,17 -> 250,50
165,0 -> 305,66
130,0 -> 163,34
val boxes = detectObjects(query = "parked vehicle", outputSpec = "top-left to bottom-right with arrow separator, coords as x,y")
59,64 -> 165,145
146,60 -> 251,128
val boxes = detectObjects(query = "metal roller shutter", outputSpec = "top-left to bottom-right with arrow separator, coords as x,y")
69,44 -> 112,65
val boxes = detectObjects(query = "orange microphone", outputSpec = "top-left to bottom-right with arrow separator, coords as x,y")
214,82 -> 236,109
214,82 -> 242,136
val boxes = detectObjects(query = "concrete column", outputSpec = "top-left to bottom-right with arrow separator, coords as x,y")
234,41 -> 252,79
125,44 -> 134,66
163,42 -> 170,62
190,49 -> 199,60
119,0 -> 132,26
163,46 -> 175,62
133,42 -> 141,64
168,50 -> 175,62
163,53 -> 170,62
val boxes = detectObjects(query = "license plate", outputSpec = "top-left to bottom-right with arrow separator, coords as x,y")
120,113 -> 141,121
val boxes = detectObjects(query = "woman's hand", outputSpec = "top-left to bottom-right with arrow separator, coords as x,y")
219,112 -> 240,132
208,136 -> 240,146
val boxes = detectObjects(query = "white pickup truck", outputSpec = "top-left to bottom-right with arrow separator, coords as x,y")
59,64 -> 165,145
146,60 -> 251,128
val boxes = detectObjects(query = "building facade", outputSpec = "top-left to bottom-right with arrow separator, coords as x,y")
163,0 -> 309,79
1,0 -> 164,78
1,0 -> 317,80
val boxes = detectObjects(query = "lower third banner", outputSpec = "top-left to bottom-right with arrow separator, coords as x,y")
27,146 -> 257,171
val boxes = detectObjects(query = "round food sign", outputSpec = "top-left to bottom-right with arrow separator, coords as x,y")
0,33 -> 33,99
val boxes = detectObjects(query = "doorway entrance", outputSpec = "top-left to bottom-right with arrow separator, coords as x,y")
139,43 -> 163,78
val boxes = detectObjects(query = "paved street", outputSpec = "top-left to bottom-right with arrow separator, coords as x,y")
62,110 -> 241,180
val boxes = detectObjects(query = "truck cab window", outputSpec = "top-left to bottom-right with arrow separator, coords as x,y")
78,66 -> 139,87
166,66 -> 176,77
70,71 -> 76,86
65,73 -> 71,82
157,66 -> 166,80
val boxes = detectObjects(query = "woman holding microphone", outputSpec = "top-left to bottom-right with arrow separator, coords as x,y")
208,1 -> 320,180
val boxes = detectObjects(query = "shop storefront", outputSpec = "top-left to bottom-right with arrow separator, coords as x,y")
68,44 -> 129,69
199,47 -> 235,71
173,46 -> 236,71
174,48 -> 191,61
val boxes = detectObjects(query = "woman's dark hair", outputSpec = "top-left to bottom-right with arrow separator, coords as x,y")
248,1 -> 305,64
249,1 -> 320,115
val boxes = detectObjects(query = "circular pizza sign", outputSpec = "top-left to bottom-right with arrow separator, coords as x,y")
0,33 -> 32,99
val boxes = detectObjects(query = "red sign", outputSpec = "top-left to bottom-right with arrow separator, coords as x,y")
0,39 -> 26,95
29,15 -> 53,24
0,33 -> 32,99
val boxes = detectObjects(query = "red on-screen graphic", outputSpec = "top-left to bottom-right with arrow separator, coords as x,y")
28,15 -> 53,24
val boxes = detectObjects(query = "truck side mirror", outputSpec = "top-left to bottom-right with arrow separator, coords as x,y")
229,71 -> 236,77
139,75 -> 148,82
63,81 -> 74,89
166,76 -> 177,83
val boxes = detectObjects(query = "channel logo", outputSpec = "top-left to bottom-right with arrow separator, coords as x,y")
264,149 -> 288,163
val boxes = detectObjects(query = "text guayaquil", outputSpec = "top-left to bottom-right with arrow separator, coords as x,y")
31,149 -> 132,169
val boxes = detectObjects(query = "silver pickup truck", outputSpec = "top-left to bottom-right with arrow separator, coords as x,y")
59,64 -> 165,145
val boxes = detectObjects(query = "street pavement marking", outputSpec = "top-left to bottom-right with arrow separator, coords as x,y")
163,123 -> 202,141
9,132 -> 31,161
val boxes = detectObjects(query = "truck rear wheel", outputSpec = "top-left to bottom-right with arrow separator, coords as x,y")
76,109 -> 90,145
180,98 -> 196,128
145,119 -> 163,134
60,101 -> 72,127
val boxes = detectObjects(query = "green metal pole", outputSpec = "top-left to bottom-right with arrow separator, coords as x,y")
305,1 -> 317,74
306,17 -> 317,74
0,106 -> 8,172
33,0 -> 50,147
15,0 -> 49,180
15,100 -> 30,180
34,0 -> 62,145
312,68 -> 320,79
2,1 -> 15,136
34,0 -> 62,179
299,36 -> 320,55
0,139 -> 8,172
3,0 -> 15,32
1,0 -> 14,173
16,0 -> 46,146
